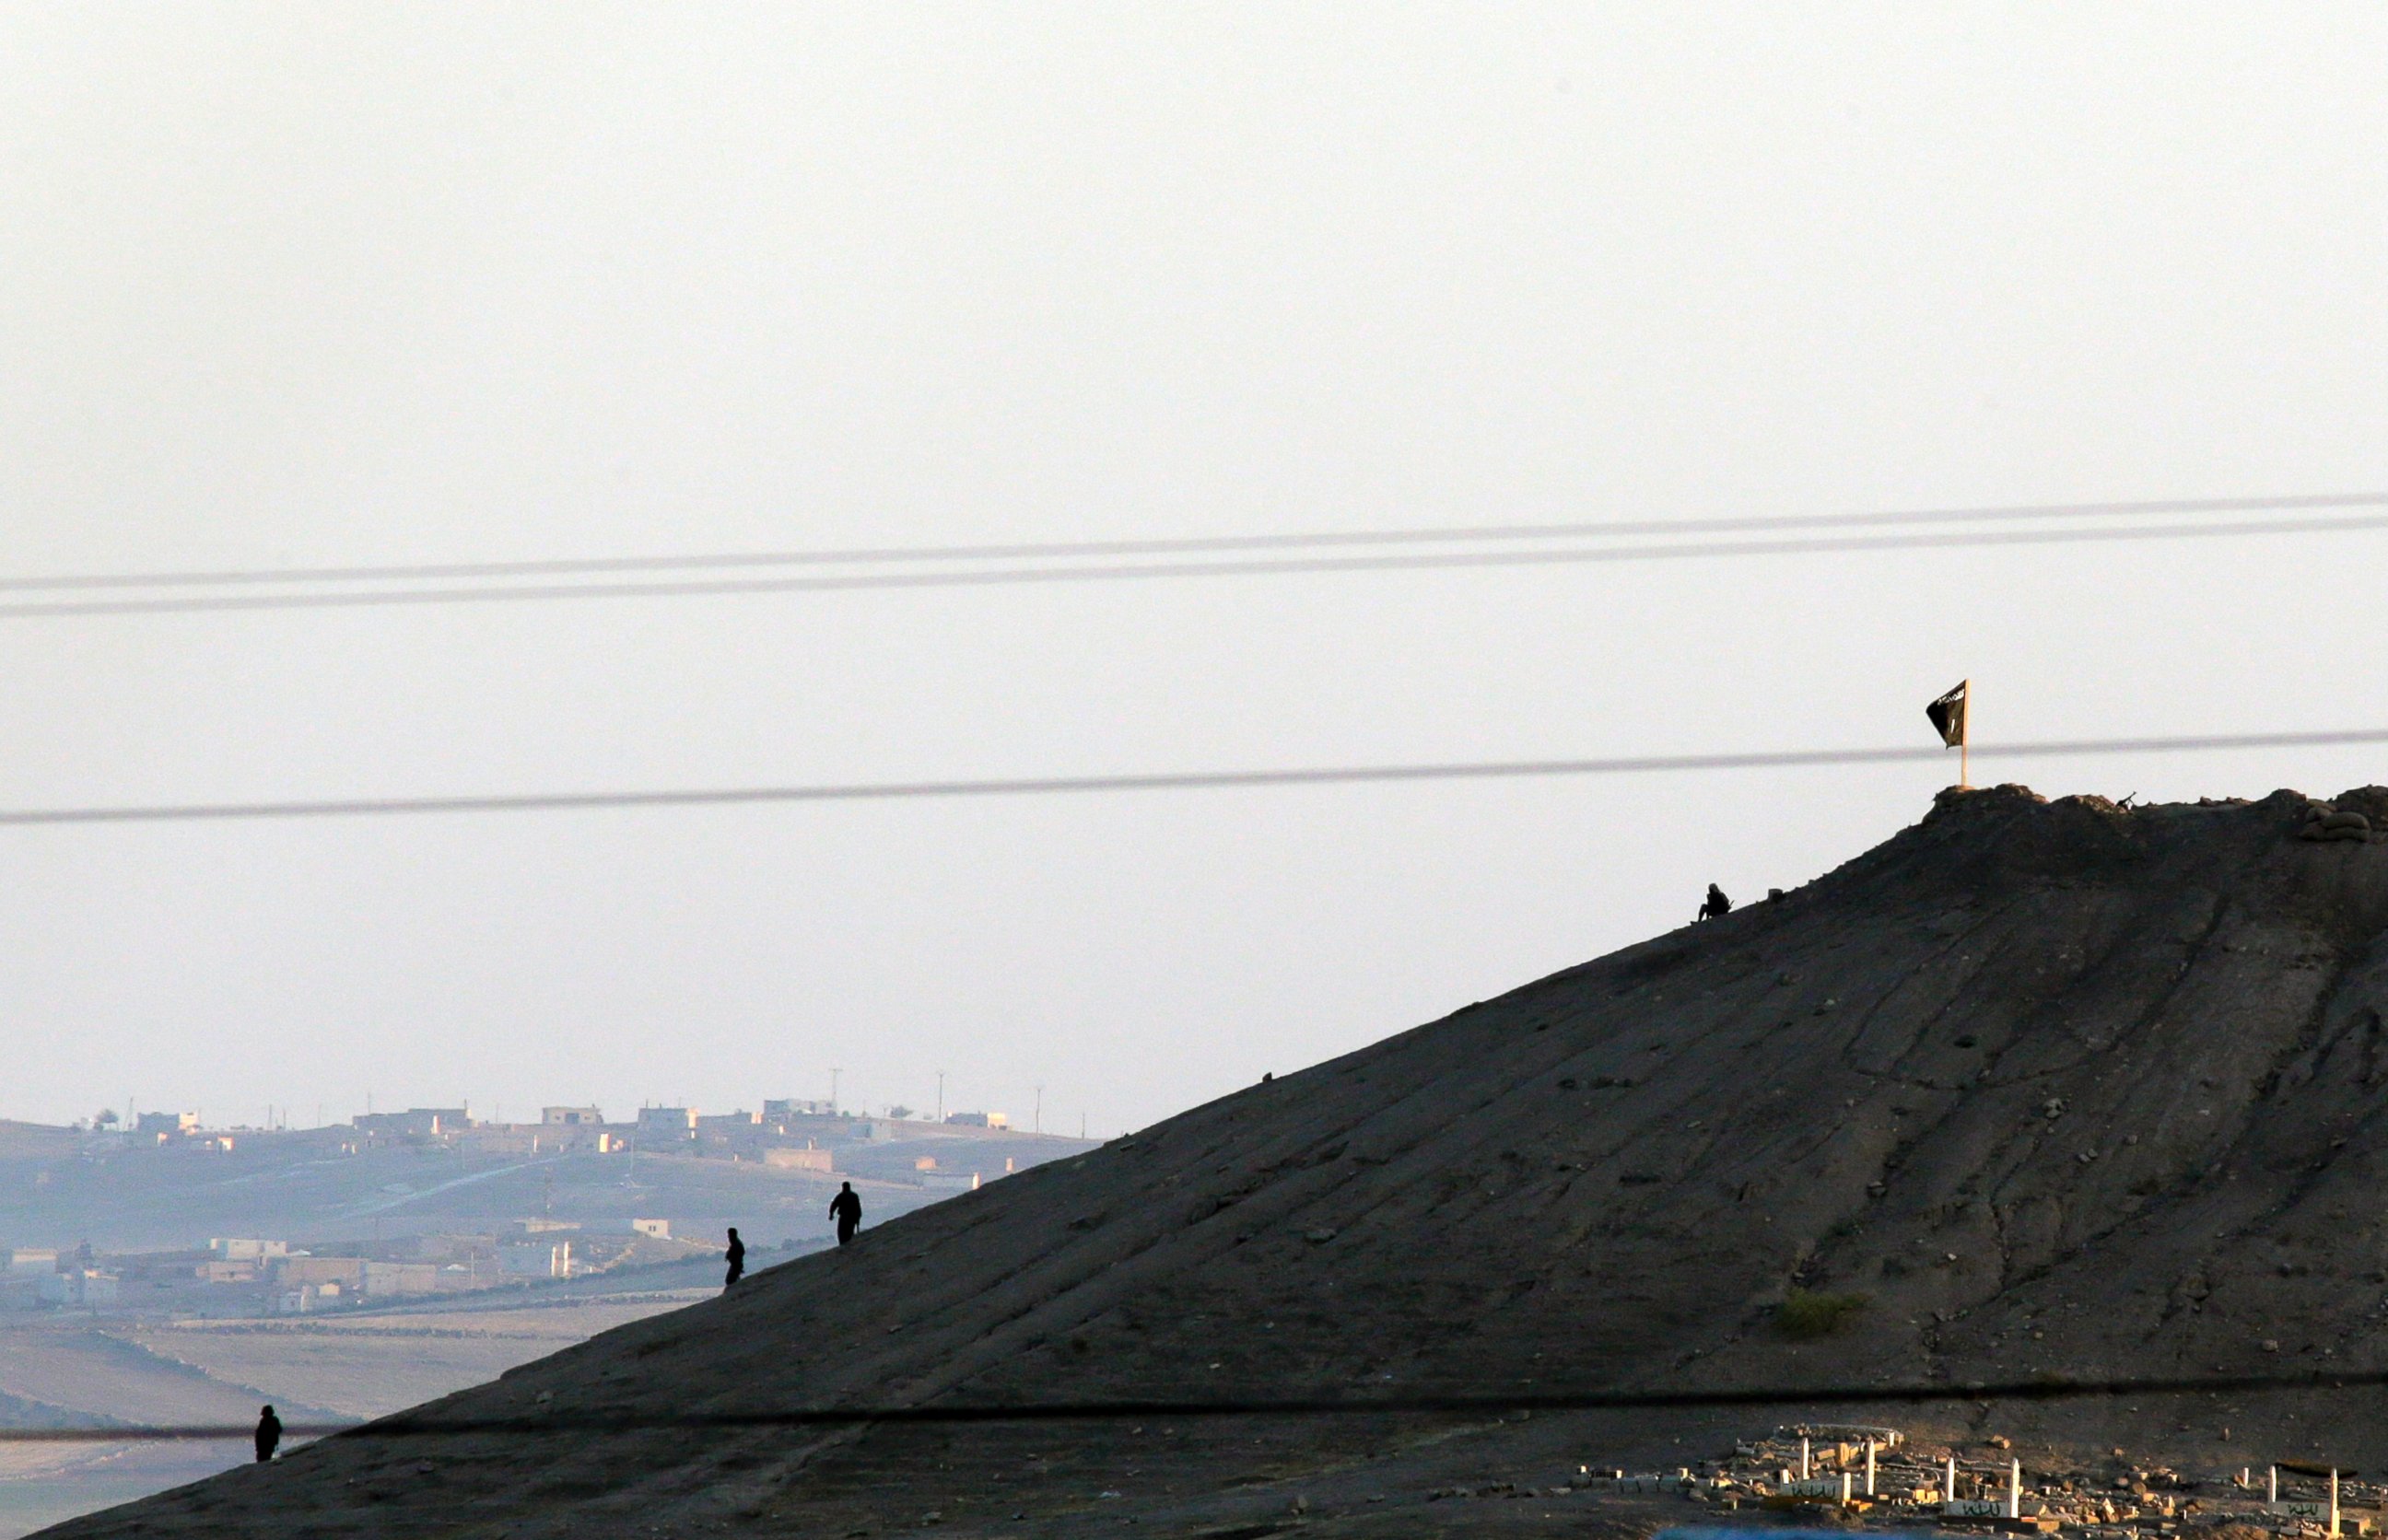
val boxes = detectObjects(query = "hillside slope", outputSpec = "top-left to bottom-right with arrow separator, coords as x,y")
52,783 -> 2388,1537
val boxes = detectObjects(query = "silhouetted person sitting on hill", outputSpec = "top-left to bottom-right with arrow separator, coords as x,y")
830,1182 -> 862,1246
723,1227 -> 745,1289
1698,883 -> 1732,922
254,1405 -> 281,1463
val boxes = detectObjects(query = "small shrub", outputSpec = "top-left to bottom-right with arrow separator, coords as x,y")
1776,1289 -> 1870,1339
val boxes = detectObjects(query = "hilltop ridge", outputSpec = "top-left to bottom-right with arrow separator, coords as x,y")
51,782 -> 2388,1538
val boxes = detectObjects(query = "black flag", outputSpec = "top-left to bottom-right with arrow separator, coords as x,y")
1926,680 -> 1968,748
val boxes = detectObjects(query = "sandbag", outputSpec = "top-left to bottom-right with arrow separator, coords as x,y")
2298,805 -> 2369,841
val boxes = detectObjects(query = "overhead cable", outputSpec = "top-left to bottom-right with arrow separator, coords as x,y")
6,1361 -> 2382,1442
6,491 -> 2383,591
7,497 -> 2388,621
6,727 -> 2383,827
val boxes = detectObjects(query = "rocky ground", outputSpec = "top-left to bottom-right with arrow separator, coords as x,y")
44,782 -> 2388,1538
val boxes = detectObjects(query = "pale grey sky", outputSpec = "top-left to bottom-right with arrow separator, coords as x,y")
6,6 -> 2386,1135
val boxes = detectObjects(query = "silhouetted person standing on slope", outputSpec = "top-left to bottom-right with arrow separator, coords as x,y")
1697,883 -> 1732,922
254,1405 -> 281,1463
723,1227 -> 745,1289
830,1182 -> 862,1246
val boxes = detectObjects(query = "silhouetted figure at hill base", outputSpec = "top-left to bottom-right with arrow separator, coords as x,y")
253,1405 -> 280,1463
1697,883 -> 1732,922
723,1227 -> 745,1289
830,1182 -> 862,1246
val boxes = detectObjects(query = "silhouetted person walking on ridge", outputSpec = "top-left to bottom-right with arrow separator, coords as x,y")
830,1182 -> 862,1246
723,1227 -> 745,1289
1697,883 -> 1732,922
254,1405 -> 281,1463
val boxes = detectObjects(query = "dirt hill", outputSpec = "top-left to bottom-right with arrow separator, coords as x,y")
50,783 -> 2388,1538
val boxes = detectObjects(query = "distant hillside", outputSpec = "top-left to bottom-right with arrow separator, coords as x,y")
53,783 -> 2388,1537
0,1124 -> 79,1161
0,1122 -> 1093,1255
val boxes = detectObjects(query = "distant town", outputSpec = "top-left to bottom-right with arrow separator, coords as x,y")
0,1097 -> 1096,1321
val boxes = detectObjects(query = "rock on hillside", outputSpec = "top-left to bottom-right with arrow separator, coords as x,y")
53,784 -> 2388,1538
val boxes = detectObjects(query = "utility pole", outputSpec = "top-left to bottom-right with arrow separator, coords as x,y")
1034,1085 -> 1043,1135
935,1071 -> 946,1124
829,1068 -> 841,1116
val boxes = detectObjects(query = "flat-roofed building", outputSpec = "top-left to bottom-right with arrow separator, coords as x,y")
363,1262 -> 439,1297
461,1126 -> 547,1156
353,1108 -> 469,1138
635,1106 -> 696,1141
275,1256 -> 367,1288
272,1284 -> 335,1314
41,1270 -> 119,1306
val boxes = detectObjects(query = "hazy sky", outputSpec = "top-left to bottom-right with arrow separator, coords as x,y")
6,6 -> 2387,1136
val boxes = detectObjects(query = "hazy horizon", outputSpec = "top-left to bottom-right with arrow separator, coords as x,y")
8,6 -> 2388,1138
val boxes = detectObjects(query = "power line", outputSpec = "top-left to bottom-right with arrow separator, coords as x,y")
10,492 -> 2384,594
4,1362 -> 2380,1443
5,727 -> 2382,828
8,499 -> 2388,621
8,491 -> 2384,592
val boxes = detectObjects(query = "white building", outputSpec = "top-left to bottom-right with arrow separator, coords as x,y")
272,1282 -> 344,1314
40,1270 -> 118,1307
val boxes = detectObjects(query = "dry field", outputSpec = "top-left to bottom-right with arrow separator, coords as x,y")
117,1292 -> 708,1419
0,1289 -> 705,1537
